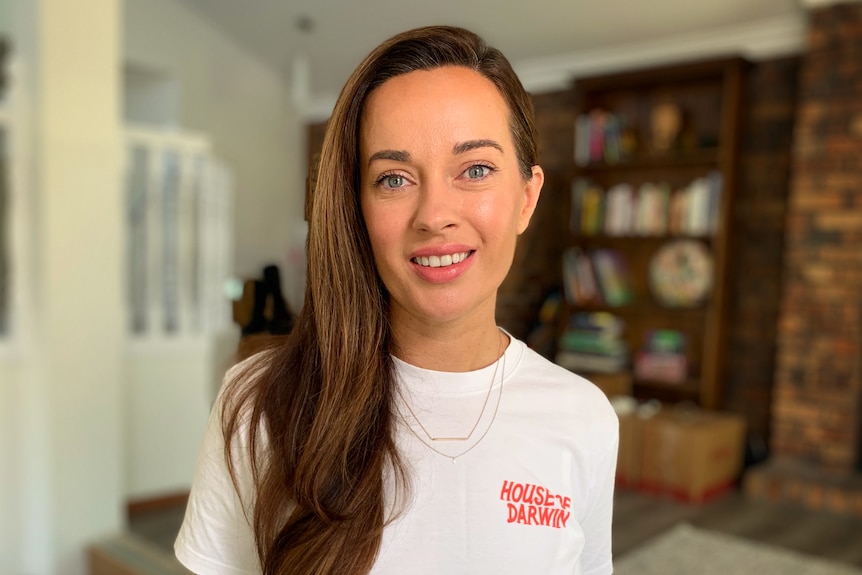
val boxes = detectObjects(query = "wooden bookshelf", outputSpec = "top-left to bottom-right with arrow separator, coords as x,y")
558,57 -> 746,409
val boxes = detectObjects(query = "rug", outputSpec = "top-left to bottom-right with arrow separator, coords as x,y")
614,523 -> 862,575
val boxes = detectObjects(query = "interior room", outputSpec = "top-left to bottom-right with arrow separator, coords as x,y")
1,0 -> 861,573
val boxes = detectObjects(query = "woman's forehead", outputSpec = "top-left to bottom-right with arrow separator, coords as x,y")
359,67 -> 512,156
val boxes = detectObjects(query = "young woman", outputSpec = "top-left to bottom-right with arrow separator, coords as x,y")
175,25 -> 618,575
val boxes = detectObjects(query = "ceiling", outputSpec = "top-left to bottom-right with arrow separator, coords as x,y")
173,0 -> 807,117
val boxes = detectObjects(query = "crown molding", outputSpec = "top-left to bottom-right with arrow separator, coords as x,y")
799,0 -> 861,7
514,14 -> 806,94
298,13 -> 806,121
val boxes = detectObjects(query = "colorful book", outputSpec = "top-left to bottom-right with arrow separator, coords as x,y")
562,248 -> 601,305
556,350 -> 628,374
558,330 -> 628,355
580,184 -> 604,236
567,311 -> 625,337
592,249 -> 634,307
588,109 -> 606,163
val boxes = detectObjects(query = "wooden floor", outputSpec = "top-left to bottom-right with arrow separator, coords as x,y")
129,487 -> 862,568
613,487 -> 862,567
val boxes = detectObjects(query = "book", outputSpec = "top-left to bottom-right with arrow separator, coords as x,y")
558,330 -> 628,355
562,248 -> 601,305
558,311 -> 630,373
634,329 -> 688,384
643,329 -> 687,354
604,183 -> 634,236
556,350 -> 628,374
580,184 -> 604,235
588,109 -> 606,163
566,311 -> 625,337
634,352 -> 687,383
668,187 -> 686,235
634,182 -> 670,236
591,249 -> 634,307
569,179 -> 589,234
603,114 -> 622,164
574,114 -> 591,166
685,177 -> 711,235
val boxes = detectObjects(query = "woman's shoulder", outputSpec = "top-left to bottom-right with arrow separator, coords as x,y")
226,343 -> 279,383
215,341 -> 283,426
221,334 -> 291,393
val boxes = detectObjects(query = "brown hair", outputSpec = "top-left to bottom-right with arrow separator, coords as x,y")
222,25 -> 539,575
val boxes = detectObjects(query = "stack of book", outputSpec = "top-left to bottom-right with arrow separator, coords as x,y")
633,329 -> 688,384
570,172 -> 723,237
574,109 -> 633,165
555,312 -> 629,374
563,247 -> 633,307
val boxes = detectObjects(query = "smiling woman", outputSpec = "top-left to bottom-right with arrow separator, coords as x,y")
359,66 -> 542,337
174,25 -> 619,575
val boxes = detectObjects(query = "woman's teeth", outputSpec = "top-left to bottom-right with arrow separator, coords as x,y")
413,251 -> 470,268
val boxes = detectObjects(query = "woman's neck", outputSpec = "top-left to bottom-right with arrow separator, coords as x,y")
390,318 -> 507,372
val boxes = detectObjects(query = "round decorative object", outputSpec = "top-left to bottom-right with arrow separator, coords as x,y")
649,239 -> 713,307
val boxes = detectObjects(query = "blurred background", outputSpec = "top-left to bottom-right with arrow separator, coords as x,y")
2,0 -> 862,574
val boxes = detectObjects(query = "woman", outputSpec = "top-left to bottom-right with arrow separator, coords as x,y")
175,25 -> 618,575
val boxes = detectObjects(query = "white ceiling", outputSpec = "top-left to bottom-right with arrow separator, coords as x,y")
174,0 -> 807,119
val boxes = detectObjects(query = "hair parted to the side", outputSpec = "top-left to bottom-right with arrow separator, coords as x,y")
221,25 -> 540,575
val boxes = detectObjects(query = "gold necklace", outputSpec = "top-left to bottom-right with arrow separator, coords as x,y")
399,336 -> 506,464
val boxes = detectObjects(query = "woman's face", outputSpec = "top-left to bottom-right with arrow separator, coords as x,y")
359,66 -> 543,331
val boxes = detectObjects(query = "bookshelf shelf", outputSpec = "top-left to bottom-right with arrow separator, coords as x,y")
633,380 -> 701,400
576,148 -> 720,173
569,234 -> 716,244
557,57 -> 746,409
568,302 -> 710,317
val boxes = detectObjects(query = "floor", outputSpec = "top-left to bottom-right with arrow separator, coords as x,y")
612,488 -> 862,567
129,486 -> 862,569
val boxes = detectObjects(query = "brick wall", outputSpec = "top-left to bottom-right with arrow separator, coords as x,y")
771,3 -> 862,473
723,57 -> 799,444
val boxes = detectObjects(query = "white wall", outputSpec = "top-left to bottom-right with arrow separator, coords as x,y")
125,332 -> 239,501
0,1 -> 125,574
124,0 -> 306,281
0,360 -> 21,570
123,63 -> 179,127
121,0 -> 304,502
0,0 -> 11,38
0,4 -> 25,564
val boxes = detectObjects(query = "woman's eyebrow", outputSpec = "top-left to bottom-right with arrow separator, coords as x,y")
367,149 -> 411,167
453,139 -> 504,155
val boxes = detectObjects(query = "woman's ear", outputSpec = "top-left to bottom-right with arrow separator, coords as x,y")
516,165 -> 544,235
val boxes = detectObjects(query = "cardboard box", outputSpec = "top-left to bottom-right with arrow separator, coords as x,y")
616,410 -> 644,487
640,408 -> 746,502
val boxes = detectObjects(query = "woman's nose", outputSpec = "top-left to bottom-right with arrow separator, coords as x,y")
412,177 -> 460,233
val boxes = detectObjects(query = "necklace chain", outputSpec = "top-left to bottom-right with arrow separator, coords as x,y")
399,334 -> 506,464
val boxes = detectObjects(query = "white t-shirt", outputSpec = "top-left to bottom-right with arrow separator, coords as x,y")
175,335 -> 619,575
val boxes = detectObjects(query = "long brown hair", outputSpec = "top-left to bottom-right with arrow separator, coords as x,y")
222,25 -> 540,575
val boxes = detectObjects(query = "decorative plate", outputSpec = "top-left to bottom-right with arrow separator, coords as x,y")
649,239 -> 714,307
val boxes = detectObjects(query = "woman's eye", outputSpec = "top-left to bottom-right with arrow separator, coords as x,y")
379,174 -> 406,189
465,165 -> 491,179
